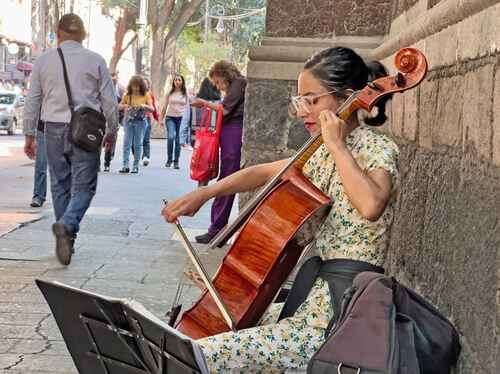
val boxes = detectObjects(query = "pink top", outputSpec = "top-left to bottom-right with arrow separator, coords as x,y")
165,91 -> 187,118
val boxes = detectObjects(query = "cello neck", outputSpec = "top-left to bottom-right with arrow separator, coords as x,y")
294,92 -> 360,169
209,92 -> 360,248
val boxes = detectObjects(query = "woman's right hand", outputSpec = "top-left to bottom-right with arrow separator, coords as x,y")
161,188 -> 211,223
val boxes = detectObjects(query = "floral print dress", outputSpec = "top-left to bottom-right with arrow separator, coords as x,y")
197,125 -> 400,373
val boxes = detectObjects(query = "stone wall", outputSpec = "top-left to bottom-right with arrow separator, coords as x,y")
265,0 -> 392,38
374,2 -> 500,372
244,0 -> 500,372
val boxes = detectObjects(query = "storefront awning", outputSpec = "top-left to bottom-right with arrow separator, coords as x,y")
16,61 -> 33,72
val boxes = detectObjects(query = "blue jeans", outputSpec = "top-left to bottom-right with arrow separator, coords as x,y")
180,108 -> 191,146
33,129 -> 48,201
123,118 -> 146,168
45,122 -> 99,235
142,117 -> 151,159
166,116 -> 182,163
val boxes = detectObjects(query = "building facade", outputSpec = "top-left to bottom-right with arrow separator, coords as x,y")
244,1 -> 500,372
0,0 -> 33,86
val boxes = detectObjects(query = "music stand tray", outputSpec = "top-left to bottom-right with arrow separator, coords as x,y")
35,279 -> 209,374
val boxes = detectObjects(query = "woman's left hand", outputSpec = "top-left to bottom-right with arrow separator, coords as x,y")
191,98 -> 206,108
319,110 -> 349,149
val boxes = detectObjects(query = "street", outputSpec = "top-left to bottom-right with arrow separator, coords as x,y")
0,131 -> 229,373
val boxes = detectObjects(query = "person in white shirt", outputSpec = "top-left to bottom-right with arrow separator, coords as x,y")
160,75 -> 188,169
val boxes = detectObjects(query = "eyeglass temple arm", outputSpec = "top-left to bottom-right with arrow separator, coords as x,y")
294,92 -> 360,169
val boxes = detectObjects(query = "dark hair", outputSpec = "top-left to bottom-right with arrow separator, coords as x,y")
209,61 -> 242,86
304,46 -> 390,126
126,75 -> 147,97
197,77 -> 221,101
169,74 -> 187,97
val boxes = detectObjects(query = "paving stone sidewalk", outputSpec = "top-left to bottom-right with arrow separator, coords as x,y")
0,139 -> 228,374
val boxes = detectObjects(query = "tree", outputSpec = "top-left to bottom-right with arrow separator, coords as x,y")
209,0 -> 266,68
174,0 -> 265,89
177,27 -> 231,89
100,0 -> 139,74
147,0 -> 205,100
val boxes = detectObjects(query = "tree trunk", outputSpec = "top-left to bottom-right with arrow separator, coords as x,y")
148,0 -> 204,139
150,34 -> 176,139
109,8 -> 137,74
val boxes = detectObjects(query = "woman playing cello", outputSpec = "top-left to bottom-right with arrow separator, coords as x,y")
162,46 -> 400,373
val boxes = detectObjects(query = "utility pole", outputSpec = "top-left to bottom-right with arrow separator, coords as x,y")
136,0 -> 148,74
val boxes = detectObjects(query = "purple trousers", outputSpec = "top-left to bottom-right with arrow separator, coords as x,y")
208,119 -> 243,235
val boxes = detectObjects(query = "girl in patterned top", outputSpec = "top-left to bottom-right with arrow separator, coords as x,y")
162,47 -> 399,373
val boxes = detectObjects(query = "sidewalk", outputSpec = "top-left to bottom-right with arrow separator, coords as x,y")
0,137 -> 230,373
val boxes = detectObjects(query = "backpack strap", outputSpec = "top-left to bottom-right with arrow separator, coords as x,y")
278,256 -> 322,321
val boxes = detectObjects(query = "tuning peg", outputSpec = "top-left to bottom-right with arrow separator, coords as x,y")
367,81 -> 382,90
394,72 -> 406,87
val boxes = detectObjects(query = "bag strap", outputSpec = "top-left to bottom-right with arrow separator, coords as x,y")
215,104 -> 224,134
200,107 -> 210,131
277,256 -> 322,321
57,48 -> 74,115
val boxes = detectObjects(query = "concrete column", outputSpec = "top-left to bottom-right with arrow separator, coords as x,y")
240,0 -> 391,206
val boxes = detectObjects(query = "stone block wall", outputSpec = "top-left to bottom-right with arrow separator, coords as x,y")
265,0 -> 392,38
244,0 -> 500,372
374,1 -> 500,372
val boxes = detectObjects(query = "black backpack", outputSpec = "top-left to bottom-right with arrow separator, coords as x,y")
307,272 -> 461,374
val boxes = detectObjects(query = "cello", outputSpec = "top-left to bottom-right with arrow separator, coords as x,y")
173,47 -> 428,339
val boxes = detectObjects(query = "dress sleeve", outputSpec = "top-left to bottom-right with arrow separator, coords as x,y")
364,134 -> 399,179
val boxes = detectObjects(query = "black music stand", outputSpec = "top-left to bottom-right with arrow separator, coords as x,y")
35,279 -> 208,374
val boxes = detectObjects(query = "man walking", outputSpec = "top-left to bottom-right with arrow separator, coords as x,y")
103,71 -> 125,172
23,14 -> 118,265
30,118 -> 47,208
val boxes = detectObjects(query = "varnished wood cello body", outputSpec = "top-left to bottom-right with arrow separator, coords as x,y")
176,48 -> 428,339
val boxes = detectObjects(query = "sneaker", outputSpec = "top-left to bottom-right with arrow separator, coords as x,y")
119,167 -> 130,173
195,232 -> 216,244
52,222 -> 75,266
30,197 -> 44,208
131,166 -> 139,174
173,162 -> 180,169
142,157 -> 150,166
103,166 -> 110,172
165,161 -> 172,168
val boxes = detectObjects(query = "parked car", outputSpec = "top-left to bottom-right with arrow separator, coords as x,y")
0,91 -> 24,135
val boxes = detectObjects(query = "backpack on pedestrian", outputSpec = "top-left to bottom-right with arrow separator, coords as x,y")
307,272 -> 461,374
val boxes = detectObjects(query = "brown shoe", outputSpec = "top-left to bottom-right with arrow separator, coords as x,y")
52,223 -> 75,265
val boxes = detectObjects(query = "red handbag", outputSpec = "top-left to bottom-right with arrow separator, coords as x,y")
190,105 -> 223,182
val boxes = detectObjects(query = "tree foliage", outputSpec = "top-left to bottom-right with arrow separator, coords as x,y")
99,0 -> 139,73
215,0 -> 266,67
177,27 -> 231,89
176,0 -> 265,86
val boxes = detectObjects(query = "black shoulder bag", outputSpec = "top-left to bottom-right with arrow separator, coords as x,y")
57,48 -> 106,153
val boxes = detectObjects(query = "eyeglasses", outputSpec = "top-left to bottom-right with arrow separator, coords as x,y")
288,90 -> 337,117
